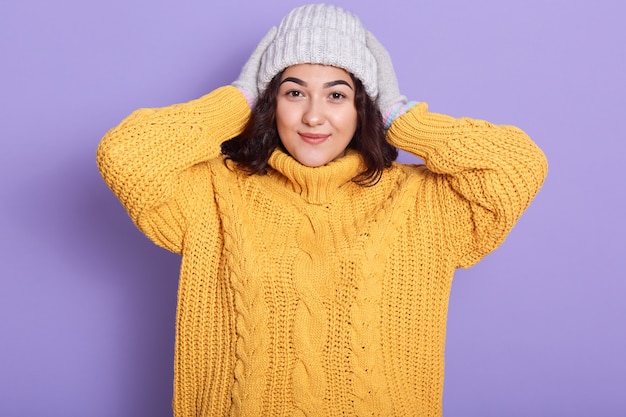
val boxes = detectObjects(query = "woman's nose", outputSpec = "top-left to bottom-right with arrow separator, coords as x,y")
302,100 -> 325,126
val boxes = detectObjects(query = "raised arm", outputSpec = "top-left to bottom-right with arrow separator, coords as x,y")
367,30 -> 547,267
96,86 -> 250,252
388,105 -> 548,267
96,27 -> 277,252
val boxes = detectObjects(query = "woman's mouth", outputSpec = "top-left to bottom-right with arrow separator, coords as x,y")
298,133 -> 330,144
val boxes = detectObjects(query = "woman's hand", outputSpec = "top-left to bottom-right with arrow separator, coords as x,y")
366,31 -> 417,129
232,27 -> 278,108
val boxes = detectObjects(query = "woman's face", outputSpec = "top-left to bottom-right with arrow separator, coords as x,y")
276,64 -> 358,167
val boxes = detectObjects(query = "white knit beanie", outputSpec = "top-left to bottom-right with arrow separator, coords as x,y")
257,4 -> 378,98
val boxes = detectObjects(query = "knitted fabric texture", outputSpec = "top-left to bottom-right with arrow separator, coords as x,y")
258,4 -> 378,97
97,86 -> 548,417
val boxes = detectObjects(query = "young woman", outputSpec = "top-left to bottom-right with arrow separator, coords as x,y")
97,4 -> 548,416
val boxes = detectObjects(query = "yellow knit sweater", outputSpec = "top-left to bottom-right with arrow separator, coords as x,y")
97,86 -> 548,416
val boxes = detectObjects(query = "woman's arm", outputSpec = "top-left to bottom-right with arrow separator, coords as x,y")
96,86 -> 250,252
387,104 -> 548,268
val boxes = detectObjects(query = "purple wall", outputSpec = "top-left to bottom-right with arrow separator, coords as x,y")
1,0 -> 624,416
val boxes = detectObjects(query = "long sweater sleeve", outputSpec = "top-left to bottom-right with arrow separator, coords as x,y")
96,86 -> 250,253
386,102 -> 548,268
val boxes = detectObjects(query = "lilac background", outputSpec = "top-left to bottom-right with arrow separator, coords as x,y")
1,0 -> 624,415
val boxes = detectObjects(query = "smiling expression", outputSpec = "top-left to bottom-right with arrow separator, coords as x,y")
275,64 -> 358,167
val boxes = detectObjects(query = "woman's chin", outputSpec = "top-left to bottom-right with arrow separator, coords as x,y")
292,151 -> 346,168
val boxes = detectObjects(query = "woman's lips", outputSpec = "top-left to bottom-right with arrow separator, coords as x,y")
298,133 -> 330,144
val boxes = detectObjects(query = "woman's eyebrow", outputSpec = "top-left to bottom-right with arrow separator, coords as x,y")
323,80 -> 353,90
280,77 -> 306,86
280,77 -> 353,90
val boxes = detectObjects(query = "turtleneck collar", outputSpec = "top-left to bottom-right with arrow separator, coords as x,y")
267,148 -> 365,205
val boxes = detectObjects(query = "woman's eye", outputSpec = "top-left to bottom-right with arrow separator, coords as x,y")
330,92 -> 346,100
286,90 -> 302,97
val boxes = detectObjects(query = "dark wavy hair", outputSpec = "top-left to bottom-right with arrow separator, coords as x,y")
221,70 -> 398,186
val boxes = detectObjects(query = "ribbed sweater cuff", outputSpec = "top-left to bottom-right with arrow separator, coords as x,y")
386,102 -> 460,161
191,86 -> 251,144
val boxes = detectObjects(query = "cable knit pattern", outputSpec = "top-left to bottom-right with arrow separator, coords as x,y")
96,86 -> 548,417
